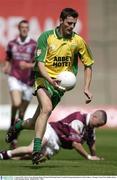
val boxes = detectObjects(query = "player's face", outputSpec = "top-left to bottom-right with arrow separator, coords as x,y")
60,16 -> 77,37
90,114 -> 104,128
19,23 -> 29,37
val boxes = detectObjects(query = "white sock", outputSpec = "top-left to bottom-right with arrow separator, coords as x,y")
0,153 -> 3,159
7,150 -> 12,157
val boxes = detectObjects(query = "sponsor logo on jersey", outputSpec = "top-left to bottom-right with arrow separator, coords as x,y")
12,45 -> 18,52
26,46 -> 32,53
53,56 -> 71,67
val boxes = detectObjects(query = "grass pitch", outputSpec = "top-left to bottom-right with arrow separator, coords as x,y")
0,128 -> 117,176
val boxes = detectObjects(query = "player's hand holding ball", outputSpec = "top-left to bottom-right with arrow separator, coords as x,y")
56,71 -> 76,91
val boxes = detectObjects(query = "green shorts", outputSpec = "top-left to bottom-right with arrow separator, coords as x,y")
34,77 -> 64,108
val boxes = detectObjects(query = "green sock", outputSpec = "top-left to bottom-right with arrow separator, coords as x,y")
15,120 -> 23,131
33,138 -> 42,153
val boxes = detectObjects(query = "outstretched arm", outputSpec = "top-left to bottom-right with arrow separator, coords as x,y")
84,66 -> 93,104
88,141 -> 104,160
72,141 -> 102,160
88,141 -> 96,156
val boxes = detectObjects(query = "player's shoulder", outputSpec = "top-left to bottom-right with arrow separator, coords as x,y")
73,32 -> 85,42
68,111 -> 85,121
29,38 -> 37,45
7,38 -> 17,46
39,29 -> 54,39
72,111 -> 84,116
30,38 -> 36,43
75,111 -> 87,122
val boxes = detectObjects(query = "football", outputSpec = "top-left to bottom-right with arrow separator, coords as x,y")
56,71 -> 76,91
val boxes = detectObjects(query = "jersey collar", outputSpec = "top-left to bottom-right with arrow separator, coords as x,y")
55,27 -> 75,39
16,36 -> 31,45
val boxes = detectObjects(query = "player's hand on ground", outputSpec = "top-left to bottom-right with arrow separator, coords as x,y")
84,89 -> 93,104
88,155 -> 104,160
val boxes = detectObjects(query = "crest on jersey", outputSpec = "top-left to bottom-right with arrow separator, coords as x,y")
26,47 -> 32,53
36,49 -> 41,56
49,44 -> 56,51
12,45 -> 17,52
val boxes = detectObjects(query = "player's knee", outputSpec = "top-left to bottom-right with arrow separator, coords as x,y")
28,119 -> 35,129
27,146 -> 33,154
40,105 -> 52,116
13,101 -> 21,108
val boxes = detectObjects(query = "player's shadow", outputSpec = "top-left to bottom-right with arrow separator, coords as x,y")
23,163 -> 80,170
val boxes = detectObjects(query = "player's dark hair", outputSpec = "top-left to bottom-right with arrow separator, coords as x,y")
97,110 -> 107,124
18,20 -> 29,28
60,8 -> 79,20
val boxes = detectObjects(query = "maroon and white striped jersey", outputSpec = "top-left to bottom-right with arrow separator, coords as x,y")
50,111 -> 96,149
6,36 -> 36,86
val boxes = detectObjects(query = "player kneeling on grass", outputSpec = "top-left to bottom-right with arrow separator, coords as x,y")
0,110 -> 107,161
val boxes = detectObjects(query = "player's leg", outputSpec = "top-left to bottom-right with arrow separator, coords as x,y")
42,123 -> 61,159
18,84 -> 33,120
11,99 -> 30,149
8,76 -> 22,126
10,90 -> 22,126
0,141 -> 33,160
7,77 -> 23,148
13,83 -> 38,131
18,100 -> 29,120
32,88 -> 53,164
7,90 -> 22,149
16,105 -> 40,130
5,105 -> 40,143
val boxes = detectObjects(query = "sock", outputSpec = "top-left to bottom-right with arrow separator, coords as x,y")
15,119 -> 23,131
33,138 -> 42,153
7,150 -> 12,157
11,118 -> 15,126
0,154 -> 3,159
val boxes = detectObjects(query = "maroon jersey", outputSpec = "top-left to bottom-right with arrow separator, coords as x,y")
50,112 -> 95,149
6,37 -> 36,86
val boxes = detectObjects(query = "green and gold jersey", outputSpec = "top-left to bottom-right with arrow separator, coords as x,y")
35,27 -> 94,78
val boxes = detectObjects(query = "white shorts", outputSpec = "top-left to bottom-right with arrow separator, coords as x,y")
8,76 -> 33,101
43,123 -> 61,158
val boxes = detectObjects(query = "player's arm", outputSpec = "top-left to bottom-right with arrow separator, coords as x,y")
2,61 -> 11,74
2,43 -> 12,74
78,37 -> 94,103
35,32 -> 62,89
37,61 -> 54,84
84,65 -> 92,104
88,140 -> 104,160
88,141 -> 96,156
38,62 -> 65,90
19,61 -> 35,70
87,129 -> 104,160
35,33 -> 52,82
72,141 -> 101,160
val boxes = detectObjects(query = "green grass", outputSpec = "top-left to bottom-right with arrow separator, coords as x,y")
0,128 -> 117,176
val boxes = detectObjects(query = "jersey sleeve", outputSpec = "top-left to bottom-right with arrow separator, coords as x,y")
35,32 -> 48,63
77,36 -> 94,66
